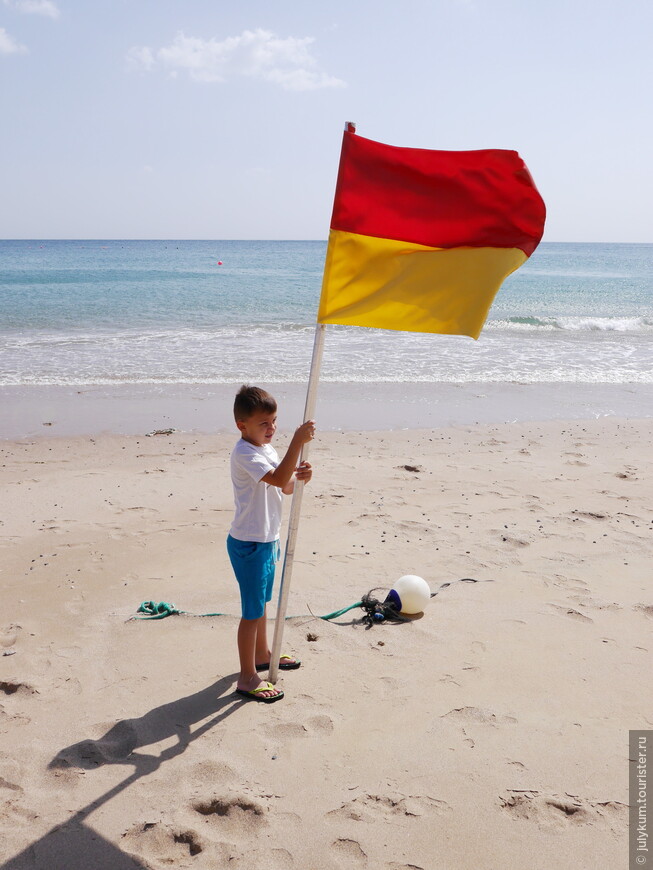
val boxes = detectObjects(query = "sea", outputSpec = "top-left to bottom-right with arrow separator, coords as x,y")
1,240 -> 652,388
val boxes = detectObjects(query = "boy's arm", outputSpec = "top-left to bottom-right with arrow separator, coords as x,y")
281,461 -> 312,495
261,421 -> 315,490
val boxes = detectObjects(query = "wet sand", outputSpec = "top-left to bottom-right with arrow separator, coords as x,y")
2,381 -> 652,439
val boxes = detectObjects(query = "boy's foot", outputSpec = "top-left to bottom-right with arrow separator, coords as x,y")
255,654 -> 301,672
235,680 -> 284,703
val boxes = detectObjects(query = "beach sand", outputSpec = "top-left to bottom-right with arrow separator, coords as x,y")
1,418 -> 650,868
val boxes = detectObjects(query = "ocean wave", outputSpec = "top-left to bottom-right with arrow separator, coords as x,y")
3,371 -> 653,386
487,315 -> 653,332
3,320 -> 653,387
3,315 -> 651,349
0,322 -> 317,349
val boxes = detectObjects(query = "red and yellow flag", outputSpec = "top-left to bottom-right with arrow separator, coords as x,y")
317,128 -> 546,339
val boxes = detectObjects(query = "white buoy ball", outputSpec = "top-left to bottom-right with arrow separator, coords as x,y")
389,574 -> 431,614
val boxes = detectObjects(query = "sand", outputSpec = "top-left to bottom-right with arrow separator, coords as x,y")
1,418 -> 651,869
4,381 -> 653,438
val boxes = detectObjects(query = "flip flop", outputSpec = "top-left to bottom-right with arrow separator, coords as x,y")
235,682 -> 284,703
255,655 -> 301,672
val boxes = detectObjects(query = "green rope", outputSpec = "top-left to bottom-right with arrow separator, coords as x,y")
133,599 -> 362,622
135,601 -> 227,620
316,601 -> 362,620
133,579 -> 487,623
136,601 -> 181,619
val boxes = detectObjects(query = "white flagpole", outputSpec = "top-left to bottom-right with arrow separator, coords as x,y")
268,322 -> 327,683
269,121 -> 355,684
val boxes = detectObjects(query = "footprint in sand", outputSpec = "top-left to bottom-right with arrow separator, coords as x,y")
332,838 -> 367,866
108,528 -> 132,540
268,714 -> 335,741
194,795 -> 265,817
545,603 -> 593,623
374,675 -> 401,699
125,798 -> 275,867
328,793 -> 451,824
0,624 -> 22,650
192,794 -> 267,836
0,680 -> 37,697
172,829 -> 205,856
570,510 -> 608,521
325,794 -> 448,867
441,706 -> 517,727
0,757 -> 23,793
226,847 -> 296,869
122,820 -> 223,866
437,673 -> 462,687
498,535 -> 531,548
568,595 -> 621,613
499,790 -> 627,832
186,758 -> 239,787
0,705 -> 31,727
546,576 -> 590,594
0,773 -> 23,793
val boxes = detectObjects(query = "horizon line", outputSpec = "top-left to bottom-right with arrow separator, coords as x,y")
2,238 -> 652,245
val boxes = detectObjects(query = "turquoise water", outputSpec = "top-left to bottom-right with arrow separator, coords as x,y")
1,240 -> 651,385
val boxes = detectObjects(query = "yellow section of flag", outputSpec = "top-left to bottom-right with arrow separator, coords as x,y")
317,230 -> 527,340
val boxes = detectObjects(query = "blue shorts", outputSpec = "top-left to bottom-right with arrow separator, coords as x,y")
226,535 -> 281,620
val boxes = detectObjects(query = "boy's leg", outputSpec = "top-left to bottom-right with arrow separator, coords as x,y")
254,605 -> 271,666
237,614 -> 282,698
252,607 -> 300,669
227,536 -> 283,699
252,544 -> 299,670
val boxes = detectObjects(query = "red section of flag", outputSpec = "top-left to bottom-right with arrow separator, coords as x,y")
330,131 -> 546,256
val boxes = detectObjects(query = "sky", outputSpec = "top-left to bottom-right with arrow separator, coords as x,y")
1,0 -> 652,242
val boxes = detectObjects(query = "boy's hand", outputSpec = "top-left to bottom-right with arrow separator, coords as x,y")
294,461 -> 312,483
293,420 -> 316,445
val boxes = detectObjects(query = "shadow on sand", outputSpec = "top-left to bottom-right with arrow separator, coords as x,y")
2,673 -> 244,870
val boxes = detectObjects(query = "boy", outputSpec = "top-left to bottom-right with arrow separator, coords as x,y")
227,385 -> 315,703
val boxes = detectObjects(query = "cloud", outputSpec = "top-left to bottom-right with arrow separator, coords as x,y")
3,0 -> 60,17
0,26 -> 27,54
128,28 -> 346,91
126,45 -> 155,71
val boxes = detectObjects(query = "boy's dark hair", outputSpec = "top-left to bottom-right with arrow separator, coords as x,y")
233,385 -> 277,421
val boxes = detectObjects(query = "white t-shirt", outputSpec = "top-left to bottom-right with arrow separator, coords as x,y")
229,439 -> 283,543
